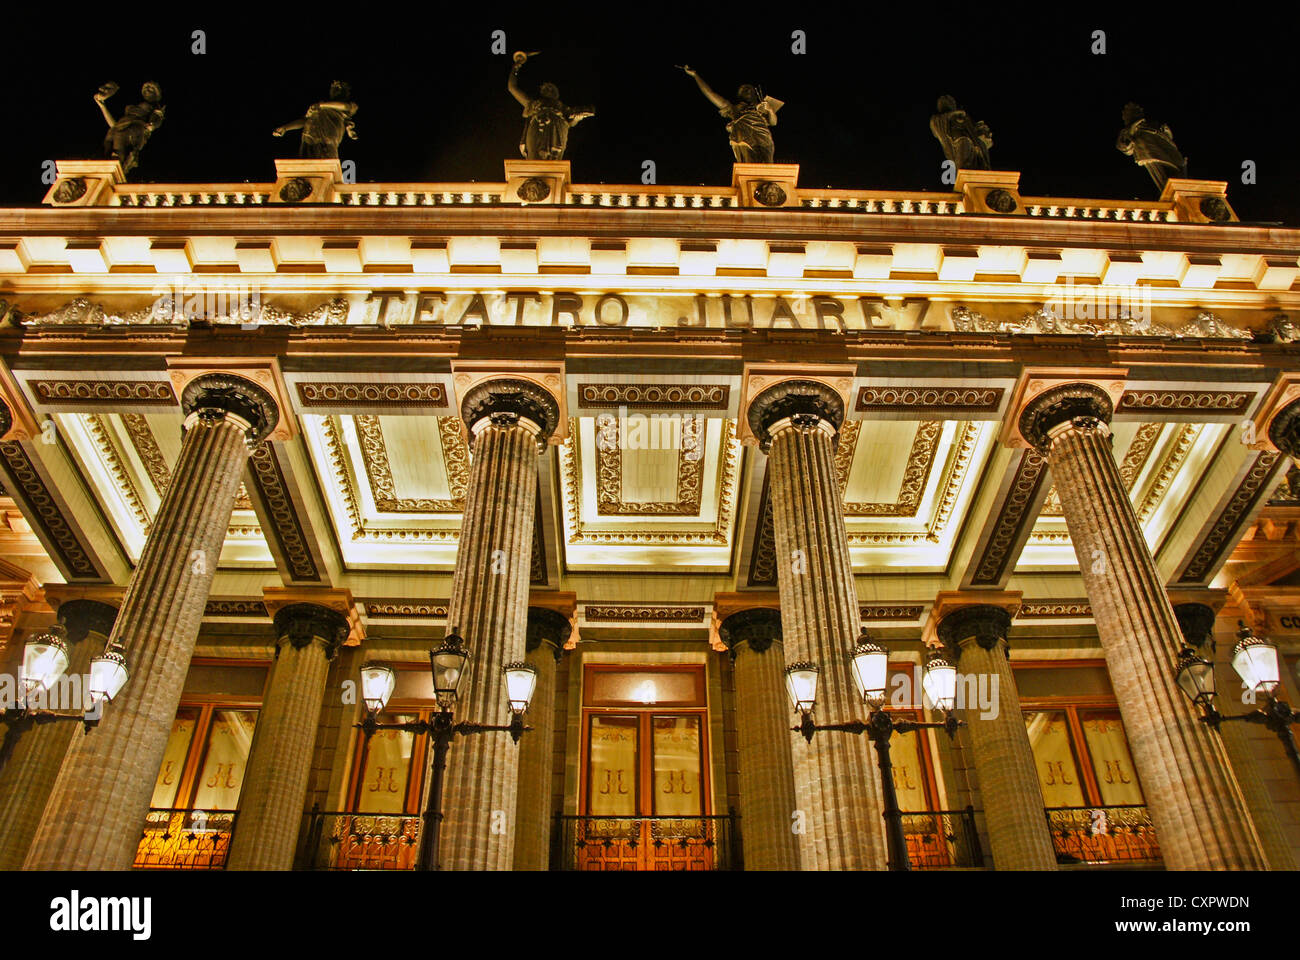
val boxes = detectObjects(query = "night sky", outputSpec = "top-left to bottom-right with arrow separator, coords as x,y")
4,7 -> 1298,225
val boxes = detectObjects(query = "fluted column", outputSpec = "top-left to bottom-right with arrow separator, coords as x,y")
1019,383 -> 1264,870
439,379 -> 559,871
936,602 -> 1057,870
227,600 -> 352,870
718,607 -> 800,870
25,373 -> 279,870
512,606 -> 569,870
749,380 -> 887,871
0,597 -> 119,868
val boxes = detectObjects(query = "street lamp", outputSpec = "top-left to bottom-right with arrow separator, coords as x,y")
786,630 -> 962,872
355,632 -> 538,871
0,625 -> 129,776
1176,621 -> 1300,783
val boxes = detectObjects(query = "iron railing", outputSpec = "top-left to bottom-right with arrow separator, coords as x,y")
297,808 -> 423,871
133,808 -> 236,870
1046,805 -> 1162,865
552,813 -> 741,871
900,807 -> 985,869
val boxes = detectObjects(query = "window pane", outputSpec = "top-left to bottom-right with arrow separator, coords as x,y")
588,716 -> 637,816
889,725 -> 930,812
1024,711 -> 1086,807
355,715 -> 416,814
150,707 -> 199,808
1079,710 -> 1145,806
191,709 -> 258,811
653,716 -> 702,817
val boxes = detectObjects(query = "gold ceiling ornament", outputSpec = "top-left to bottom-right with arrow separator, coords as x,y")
594,414 -> 704,516
118,412 -> 251,510
86,414 -> 151,532
840,420 -> 944,517
560,417 -> 740,545
354,415 -> 466,513
1136,424 -> 1202,524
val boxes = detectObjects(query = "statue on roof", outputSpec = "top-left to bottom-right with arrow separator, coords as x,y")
273,82 -> 359,159
679,65 -> 783,164
930,95 -> 993,170
94,81 -> 165,178
1116,103 -> 1187,192
508,52 -> 594,161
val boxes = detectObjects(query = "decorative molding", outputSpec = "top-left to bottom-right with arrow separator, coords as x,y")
577,383 -> 730,409
952,304 -> 1252,340
204,599 -> 267,617
1016,600 -> 1092,619
246,443 -> 321,581
1018,383 -> 1114,452
1135,423 -> 1202,523
970,448 -> 1050,586
0,439 -> 100,579
1177,450 -> 1284,584
860,605 -> 925,621
1117,390 -> 1253,417
295,381 -> 448,409
747,379 -> 845,451
121,413 -> 252,510
839,420 -> 943,517
30,379 -> 176,406
583,605 -> 707,623
362,601 -> 450,618
855,386 -> 1003,416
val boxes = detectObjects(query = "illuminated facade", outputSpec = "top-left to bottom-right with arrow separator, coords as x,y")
1,157 -> 1299,871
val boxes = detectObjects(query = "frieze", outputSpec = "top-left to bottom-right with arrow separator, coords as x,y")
1016,600 -> 1092,618
970,448 -> 1049,586
583,605 -> 708,623
296,381 -> 448,408
951,305 -> 1253,339
0,440 -> 100,579
577,384 -> 730,409
859,605 -> 926,621
1116,390 -> 1253,416
31,380 -> 177,406
246,443 -> 321,582
204,599 -> 268,618
362,601 -> 451,618
856,386 -> 1003,415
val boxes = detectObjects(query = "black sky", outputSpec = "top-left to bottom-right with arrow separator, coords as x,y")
4,5 -> 1298,224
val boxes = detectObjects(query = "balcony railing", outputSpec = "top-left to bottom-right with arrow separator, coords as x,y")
552,813 -> 741,871
133,808 -> 236,870
1046,805 -> 1162,866
297,808 -> 423,871
901,807 -> 985,869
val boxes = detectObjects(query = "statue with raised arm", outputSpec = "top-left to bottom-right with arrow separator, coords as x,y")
1116,102 -> 1187,192
508,51 -> 594,161
930,95 -> 993,170
94,81 -> 164,178
679,65 -> 782,163
273,82 -> 359,159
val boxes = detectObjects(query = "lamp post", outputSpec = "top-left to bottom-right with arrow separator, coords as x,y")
356,633 -> 537,871
1176,621 -> 1300,784
785,632 -> 962,872
0,625 -> 129,776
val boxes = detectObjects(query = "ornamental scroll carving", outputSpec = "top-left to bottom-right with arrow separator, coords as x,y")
951,305 -> 1252,340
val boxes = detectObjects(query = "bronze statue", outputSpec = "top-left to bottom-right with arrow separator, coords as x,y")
1116,103 -> 1187,192
680,65 -> 782,163
94,81 -> 164,178
930,95 -> 992,170
507,52 -> 593,161
273,82 -> 359,159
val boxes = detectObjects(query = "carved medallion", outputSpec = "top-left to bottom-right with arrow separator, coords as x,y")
516,178 -> 552,202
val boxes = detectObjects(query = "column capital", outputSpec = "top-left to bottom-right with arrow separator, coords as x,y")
746,379 -> 845,453
166,359 -> 294,443
263,587 -> 362,658
0,357 -> 39,443
526,607 -> 572,660
451,362 -> 567,446
928,590 -> 1020,657
1002,370 -> 1127,451
717,607 -> 782,656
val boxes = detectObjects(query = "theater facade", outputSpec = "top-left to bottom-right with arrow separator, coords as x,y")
0,157 -> 1299,871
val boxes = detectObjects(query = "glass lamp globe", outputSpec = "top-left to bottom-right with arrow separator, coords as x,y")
430,634 -> 470,708
849,639 -> 889,706
359,662 -> 397,715
88,649 -> 129,705
1231,622 -> 1280,697
784,661 -> 819,715
922,657 -> 958,712
503,662 -> 539,714
21,624 -> 70,698
1175,647 -> 1217,707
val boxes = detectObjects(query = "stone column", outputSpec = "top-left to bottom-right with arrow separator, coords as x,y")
935,601 -> 1057,870
439,379 -> 559,871
718,607 -> 800,870
512,606 -> 569,871
0,596 -> 119,869
749,380 -> 887,871
1174,603 -> 1296,871
1018,383 -> 1264,870
226,599 -> 352,870
25,373 -> 280,870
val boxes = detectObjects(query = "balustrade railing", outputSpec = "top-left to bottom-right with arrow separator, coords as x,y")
552,813 -> 740,871
1046,805 -> 1162,865
132,808 -> 236,870
901,806 -> 985,869
297,808 -> 423,871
